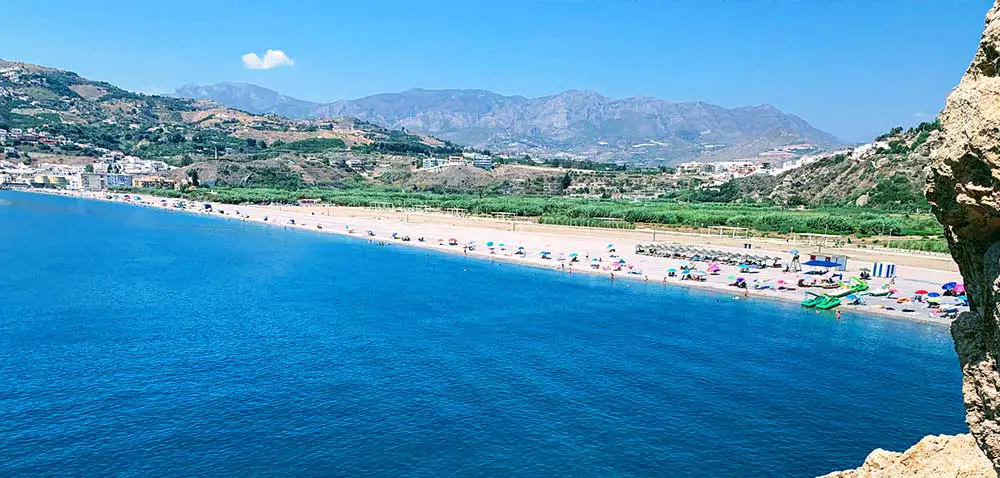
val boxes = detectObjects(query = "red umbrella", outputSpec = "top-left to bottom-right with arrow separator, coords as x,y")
915,290 -> 928,295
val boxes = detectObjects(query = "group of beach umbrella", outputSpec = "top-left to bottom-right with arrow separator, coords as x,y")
941,281 -> 966,295
635,243 -> 780,267
910,282 -> 968,307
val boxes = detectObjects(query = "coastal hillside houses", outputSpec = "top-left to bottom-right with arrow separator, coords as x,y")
81,173 -> 107,191
81,173 -> 134,190
133,175 -> 176,189
674,159 -> 763,179
1,151 -> 177,191
1,162 -> 85,189
421,153 -> 494,171
97,152 -> 169,174
106,174 -> 133,189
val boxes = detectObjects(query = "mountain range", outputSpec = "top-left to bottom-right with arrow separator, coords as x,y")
174,83 -> 842,164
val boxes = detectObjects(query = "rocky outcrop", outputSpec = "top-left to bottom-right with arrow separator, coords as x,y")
926,1 -> 1000,473
820,434 -> 995,478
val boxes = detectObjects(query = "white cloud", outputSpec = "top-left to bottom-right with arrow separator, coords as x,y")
241,49 -> 295,70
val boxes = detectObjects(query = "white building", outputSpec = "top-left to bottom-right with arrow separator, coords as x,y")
422,157 -> 449,168
471,158 -> 494,170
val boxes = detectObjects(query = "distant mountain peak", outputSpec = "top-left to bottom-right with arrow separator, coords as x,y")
173,84 -> 842,164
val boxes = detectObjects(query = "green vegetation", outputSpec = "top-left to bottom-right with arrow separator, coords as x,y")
216,164 -> 304,189
539,216 -> 636,229
275,138 -> 346,153
125,185 -> 943,237
353,130 -> 462,157
879,237 -> 950,253
867,174 -> 927,209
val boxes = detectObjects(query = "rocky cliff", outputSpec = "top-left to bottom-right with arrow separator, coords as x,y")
820,434 -> 995,478
926,0 -> 1000,474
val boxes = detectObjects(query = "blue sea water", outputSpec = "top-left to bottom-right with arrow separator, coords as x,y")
0,191 -> 966,477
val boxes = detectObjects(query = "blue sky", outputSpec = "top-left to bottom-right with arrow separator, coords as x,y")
1,0 -> 991,141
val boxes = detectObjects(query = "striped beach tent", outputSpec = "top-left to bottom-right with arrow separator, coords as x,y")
872,262 -> 896,278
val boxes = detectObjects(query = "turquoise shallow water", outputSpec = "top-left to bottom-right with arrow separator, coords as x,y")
0,191 -> 966,477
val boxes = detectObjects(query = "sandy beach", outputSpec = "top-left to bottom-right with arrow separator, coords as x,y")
24,189 -> 965,326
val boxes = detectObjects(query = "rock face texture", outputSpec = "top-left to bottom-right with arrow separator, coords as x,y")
819,434 -> 995,478
927,1 -> 1000,473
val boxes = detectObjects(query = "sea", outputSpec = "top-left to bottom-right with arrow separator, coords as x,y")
0,190 -> 966,477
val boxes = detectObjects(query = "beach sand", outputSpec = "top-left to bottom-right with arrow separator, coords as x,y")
30,189 -> 964,326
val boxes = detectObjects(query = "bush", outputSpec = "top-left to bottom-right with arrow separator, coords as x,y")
277,138 -> 347,153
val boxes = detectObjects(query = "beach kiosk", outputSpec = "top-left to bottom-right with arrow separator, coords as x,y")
808,253 -> 848,271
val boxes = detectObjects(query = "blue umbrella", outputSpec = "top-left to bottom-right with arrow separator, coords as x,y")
668,268 -> 677,273
789,249 -> 799,255
517,246 -> 525,250
569,253 -> 578,258
540,251 -> 551,255
927,292 -> 942,298
607,244 -> 615,249
942,282 -> 957,290
486,241 -> 495,247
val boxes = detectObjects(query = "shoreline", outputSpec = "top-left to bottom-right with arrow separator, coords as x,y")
11,188 -> 961,327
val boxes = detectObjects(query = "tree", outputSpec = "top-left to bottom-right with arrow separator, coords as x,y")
187,169 -> 200,187
84,164 -> 94,173
560,172 -> 572,190
181,154 -> 193,166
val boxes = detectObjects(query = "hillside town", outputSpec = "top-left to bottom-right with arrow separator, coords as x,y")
1,123 -> 858,195
0,127 -> 177,190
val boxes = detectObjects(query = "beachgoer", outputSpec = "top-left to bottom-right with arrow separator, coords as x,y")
836,309 -> 842,320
